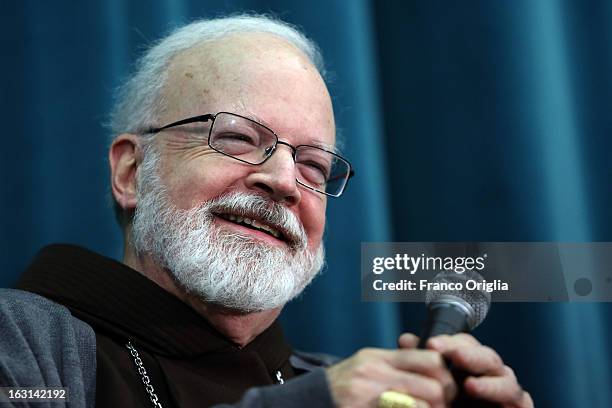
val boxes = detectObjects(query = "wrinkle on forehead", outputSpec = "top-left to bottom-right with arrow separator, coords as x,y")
158,33 -> 334,132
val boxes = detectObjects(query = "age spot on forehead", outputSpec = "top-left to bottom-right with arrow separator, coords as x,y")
185,72 -> 194,79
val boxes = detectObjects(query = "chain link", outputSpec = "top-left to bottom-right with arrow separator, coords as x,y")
126,341 -> 163,408
126,340 -> 285,408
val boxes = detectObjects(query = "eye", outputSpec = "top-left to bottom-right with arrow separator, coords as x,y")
210,132 -> 261,156
297,160 -> 330,186
215,132 -> 258,144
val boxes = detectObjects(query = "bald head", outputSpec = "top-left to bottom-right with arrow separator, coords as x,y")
158,33 -> 335,140
109,15 -> 328,137
109,15 -> 335,228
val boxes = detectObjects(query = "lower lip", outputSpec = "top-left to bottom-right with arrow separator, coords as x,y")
213,215 -> 287,247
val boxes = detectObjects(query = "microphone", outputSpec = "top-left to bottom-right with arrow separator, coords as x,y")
418,269 -> 491,348
417,270 -> 497,407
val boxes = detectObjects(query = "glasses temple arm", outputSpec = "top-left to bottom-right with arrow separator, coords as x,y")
327,169 -> 355,183
145,114 -> 214,134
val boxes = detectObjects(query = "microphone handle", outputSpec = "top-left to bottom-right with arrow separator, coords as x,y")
418,303 -> 501,408
418,303 -> 470,348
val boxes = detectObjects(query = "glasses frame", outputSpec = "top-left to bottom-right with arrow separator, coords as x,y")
145,111 -> 355,197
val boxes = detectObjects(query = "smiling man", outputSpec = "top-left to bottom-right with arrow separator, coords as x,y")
115,31 -> 336,345
1,15 -> 531,408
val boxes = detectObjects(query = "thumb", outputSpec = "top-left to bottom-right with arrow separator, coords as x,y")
397,333 -> 420,349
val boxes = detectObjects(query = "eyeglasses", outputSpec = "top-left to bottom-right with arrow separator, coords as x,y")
144,112 -> 354,197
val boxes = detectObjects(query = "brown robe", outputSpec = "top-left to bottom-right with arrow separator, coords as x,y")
17,244 -> 299,407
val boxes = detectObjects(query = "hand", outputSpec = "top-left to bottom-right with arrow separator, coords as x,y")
417,333 -> 533,408
326,334 -> 456,408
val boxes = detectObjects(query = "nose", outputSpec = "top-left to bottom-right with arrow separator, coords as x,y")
244,144 -> 301,206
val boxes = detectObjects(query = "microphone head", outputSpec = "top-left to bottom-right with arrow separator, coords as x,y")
425,269 -> 491,330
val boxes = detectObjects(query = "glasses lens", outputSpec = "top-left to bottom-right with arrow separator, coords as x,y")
295,146 -> 350,196
209,113 -> 276,164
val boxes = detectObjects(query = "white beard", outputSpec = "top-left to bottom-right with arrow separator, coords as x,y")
131,146 -> 325,312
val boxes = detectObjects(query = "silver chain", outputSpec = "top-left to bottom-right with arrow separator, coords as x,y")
126,340 -> 285,408
126,341 -> 163,408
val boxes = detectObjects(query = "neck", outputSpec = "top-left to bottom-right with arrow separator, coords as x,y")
123,241 -> 281,348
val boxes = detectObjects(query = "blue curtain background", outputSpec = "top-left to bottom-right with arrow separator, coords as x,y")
2,1 -> 611,406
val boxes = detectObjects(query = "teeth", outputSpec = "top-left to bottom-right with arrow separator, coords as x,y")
227,214 -> 245,224
221,213 -> 281,239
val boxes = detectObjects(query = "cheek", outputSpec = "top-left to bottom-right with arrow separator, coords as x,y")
300,196 -> 327,248
161,157 -> 246,209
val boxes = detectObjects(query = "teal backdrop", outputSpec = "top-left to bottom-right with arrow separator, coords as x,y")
1,1 -> 611,406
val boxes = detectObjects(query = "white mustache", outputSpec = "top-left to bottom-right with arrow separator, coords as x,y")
132,147 -> 325,312
204,192 -> 309,250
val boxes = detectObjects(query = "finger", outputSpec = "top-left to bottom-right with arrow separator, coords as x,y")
376,349 -> 456,403
463,372 -> 525,405
427,333 -> 480,352
386,349 -> 446,373
519,391 -> 534,408
349,349 -> 454,406
398,333 -> 419,349
352,348 -> 449,379
444,346 -> 505,376
390,350 -> 457,401
386,368 -> 449,406
409,397 -> 432,408
413,398 -> 431,408
453,333 -> 481,346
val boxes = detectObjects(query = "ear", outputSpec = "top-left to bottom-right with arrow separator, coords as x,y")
109,134 -> 141,212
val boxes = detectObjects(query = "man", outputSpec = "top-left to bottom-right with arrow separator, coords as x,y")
1,15 -> 532,408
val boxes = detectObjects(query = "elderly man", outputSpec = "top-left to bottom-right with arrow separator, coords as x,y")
1,15 -> 531,408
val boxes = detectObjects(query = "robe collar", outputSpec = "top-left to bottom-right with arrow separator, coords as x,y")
17,244 -> 292,370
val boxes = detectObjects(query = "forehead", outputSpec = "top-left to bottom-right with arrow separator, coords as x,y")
159,32 -> 335,146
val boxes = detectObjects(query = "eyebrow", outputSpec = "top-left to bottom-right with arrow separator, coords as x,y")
311,140 -> 341,155
239,110 -> 341,155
